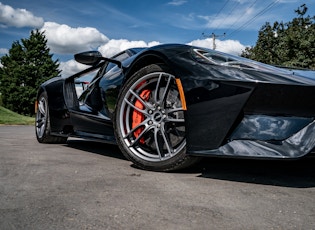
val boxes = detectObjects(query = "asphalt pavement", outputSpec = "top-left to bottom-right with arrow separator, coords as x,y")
1,125 -> 315,229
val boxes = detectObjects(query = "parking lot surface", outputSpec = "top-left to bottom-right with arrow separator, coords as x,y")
1,125 -> 315,229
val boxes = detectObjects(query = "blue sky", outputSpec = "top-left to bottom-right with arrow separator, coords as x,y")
1,0 -> 314,76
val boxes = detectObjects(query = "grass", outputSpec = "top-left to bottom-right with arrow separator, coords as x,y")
0,106 -> 35,125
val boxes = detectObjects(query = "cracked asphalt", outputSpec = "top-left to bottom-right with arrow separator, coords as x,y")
1,125 -> 315,229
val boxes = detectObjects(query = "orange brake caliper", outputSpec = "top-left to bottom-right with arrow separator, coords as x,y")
132,89 -> 151,144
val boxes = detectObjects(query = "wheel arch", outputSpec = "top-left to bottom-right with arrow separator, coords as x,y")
111,53 -> 172,114
36,77 -> 71,133
111,53 -> 178,111
124,52 -> 174,83
35,88 -> 68,144
116,53 -> 188,116
36,85 -> 46,100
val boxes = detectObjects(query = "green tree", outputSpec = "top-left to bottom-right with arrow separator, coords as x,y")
242,4 -> 315,70
0,30 -> 60,116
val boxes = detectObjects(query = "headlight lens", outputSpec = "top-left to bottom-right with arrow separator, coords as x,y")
192,48 -> 235,65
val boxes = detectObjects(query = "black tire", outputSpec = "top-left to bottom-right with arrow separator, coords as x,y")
35,92 -> 67,144
114,64 -> 199,171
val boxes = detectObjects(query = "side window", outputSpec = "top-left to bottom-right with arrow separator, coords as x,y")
113,51 -> 130,62
75,68 -> 100,98
101,51 -> 131,77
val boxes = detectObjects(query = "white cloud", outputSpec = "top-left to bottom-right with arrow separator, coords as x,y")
59,59 -> 88,77
193,2 -> 279,31
0,2 -> 44,28
59,39 -> 160,77
188,38 -> 247,56
98,39 -> 160,57
40,22 -> 109,54
198,7 -> 256,30
60,37 -> 247,77
167,0 -> 187,6
278,0 -> 299,2
0,48 -> 8,55
234,0 -> 252,4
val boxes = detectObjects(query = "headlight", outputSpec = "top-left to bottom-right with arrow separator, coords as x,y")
192,48 -> 235,65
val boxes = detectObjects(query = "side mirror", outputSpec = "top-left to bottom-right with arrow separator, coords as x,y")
74,51 -> 122,68
74,51 -> 102,66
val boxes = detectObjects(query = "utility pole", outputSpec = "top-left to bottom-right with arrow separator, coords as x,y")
202,32 -> 226,50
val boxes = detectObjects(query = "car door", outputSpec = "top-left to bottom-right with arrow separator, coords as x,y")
68,49 -> 139,140
68,63 -> 116,139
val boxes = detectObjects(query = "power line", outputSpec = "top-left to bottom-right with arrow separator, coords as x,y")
212,0 -> 239,33
202,0 -> 230,36
226,0 -> 280,38
201,0 -> 237,49
224,0 -> 258,36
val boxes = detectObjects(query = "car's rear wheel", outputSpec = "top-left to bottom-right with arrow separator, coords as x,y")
114,64 -> 198,171
35,92 -> 67,143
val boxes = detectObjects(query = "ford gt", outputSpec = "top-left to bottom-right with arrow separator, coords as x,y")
35,44 -> 315,171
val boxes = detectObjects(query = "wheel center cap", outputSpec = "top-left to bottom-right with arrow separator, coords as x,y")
153,112 -> 163,122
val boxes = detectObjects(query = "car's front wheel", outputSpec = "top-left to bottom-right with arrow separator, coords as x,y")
35,92 -> 67,143
114,64 -> 198,171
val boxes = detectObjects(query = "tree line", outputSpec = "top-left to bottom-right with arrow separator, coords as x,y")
242,4 -> 314,70
0,30 -> 60,116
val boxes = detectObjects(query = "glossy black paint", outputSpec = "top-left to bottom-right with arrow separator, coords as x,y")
230,115 -> 313,141
37,44 -> 315,159
193,119 -> 315,159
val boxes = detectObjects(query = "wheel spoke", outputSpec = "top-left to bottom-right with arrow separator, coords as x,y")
36,118 -> 44,128
159,74 -> 172,105
40,125 -> 45,136
129,89 -> 150,110
167,107 -> 184,114
124,97 -> 148,116
154,73 -> 163,102
129,125 -> 153,147
165,117 -> 185,123
123,118 -> 149,139
38,101 -> 46,115
154,128 -> 163,160
160,124 -> 174,157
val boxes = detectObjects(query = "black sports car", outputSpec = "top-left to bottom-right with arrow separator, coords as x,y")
35,44 -> 315,171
